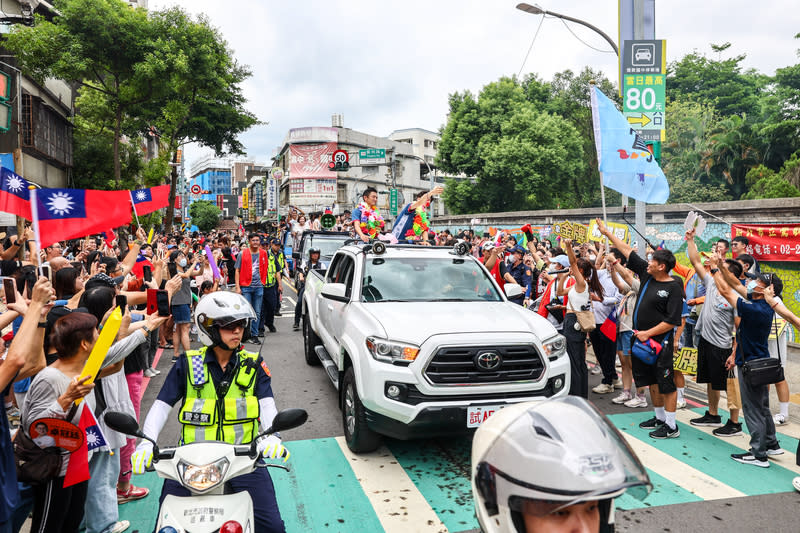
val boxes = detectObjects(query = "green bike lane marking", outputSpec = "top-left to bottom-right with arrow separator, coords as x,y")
608,412 -> 798,497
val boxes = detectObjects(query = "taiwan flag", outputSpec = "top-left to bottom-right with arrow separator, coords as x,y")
34,188 -> 132,248
131,184 -> 171,216
0,167 -> 32,220
600,308 -> 618,342
63,404 -> 108,488
101,228 -> 116,248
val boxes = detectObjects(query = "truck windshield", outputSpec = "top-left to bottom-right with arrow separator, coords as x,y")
361,257 -> 503,302
307,238 -> 347,259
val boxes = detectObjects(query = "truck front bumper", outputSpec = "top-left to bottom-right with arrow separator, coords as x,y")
364,374 -> 566,440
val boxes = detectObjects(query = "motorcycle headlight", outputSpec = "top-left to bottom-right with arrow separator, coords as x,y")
365,337 -> 420,364
177,457 -> 229,493
542,335 -> 566,358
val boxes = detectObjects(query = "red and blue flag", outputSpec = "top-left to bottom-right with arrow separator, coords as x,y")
131,184 -> 171,215
600,308 -> 618,342
34,188 -> 132,248
0,167 -> 31,219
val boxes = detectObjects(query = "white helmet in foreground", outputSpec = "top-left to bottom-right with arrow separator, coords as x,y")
471,396 -> 651,533
194,292 -> 256,349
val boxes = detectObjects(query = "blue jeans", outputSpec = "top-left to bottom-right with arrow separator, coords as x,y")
82,449 -> 120,533
240,285 -> 264,338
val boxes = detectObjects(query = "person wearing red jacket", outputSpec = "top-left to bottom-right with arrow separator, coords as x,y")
234,233 -> 268,343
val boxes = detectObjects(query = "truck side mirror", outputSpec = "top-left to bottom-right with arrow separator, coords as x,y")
321,282 -> 349,303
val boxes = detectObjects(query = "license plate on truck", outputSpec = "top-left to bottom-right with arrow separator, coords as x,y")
467,405 -> 504,428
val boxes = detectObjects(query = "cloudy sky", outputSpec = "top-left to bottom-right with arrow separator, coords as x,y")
149,0 -> 800,168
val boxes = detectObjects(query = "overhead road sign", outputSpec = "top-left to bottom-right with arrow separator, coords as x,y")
359,148 -> 386,165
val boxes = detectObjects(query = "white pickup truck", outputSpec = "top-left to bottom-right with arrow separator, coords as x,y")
302,242 -> 569,452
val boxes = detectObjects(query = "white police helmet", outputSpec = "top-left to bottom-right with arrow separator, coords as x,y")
471,396 -> 651,533
194,292 -> 256,348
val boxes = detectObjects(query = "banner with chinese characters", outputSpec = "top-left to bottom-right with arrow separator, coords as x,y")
673,347 -> 697,375
289,142 -> 337,206
589,220 -> 630,244
553,220 -> 589,243
731,224 -> 800,261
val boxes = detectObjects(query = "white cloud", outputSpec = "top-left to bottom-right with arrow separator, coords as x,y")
149,0 -> 800,168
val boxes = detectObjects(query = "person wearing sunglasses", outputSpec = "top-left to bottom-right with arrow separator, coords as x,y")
130,291 -> 289,532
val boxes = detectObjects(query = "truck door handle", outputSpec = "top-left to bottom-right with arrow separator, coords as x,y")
327,304 -> 334,311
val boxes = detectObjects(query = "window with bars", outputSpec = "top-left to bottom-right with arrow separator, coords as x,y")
21,93 -> 72,168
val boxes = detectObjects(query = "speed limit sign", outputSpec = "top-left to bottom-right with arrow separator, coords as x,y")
332,149 -> 348,165
190,184 -> 202,194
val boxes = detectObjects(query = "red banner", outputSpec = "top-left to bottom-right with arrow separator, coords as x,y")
731,224 -> 800,261
289,143 -> 337,179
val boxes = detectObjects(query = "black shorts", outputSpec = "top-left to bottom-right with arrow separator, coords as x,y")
631,340 -> 676,394
696,335 -> 729,391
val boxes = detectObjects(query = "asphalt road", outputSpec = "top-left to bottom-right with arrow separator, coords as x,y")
134,280 -> 800,533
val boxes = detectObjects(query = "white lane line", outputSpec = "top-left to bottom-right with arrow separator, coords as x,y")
335,437 -> 448,533
620,432 -> 746,500
674,410 -> 800,474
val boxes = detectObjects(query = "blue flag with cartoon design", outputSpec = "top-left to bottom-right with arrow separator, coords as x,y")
590,86 -> 670,204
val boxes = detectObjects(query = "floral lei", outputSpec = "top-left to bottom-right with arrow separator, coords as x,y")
404,202 -> 430,240
358,201 -> 385,239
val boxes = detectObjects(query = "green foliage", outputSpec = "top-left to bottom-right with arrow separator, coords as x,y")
188,200 -> 221,232
741,155 -> 800,200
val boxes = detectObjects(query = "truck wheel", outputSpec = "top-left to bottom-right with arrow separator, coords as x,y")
303,313 -> 321,366
342,367 -> 381,453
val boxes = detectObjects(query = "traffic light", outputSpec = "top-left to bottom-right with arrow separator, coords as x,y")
328,160 -> 349,172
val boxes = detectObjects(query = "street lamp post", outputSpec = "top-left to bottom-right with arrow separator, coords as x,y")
515,3 -> 619,57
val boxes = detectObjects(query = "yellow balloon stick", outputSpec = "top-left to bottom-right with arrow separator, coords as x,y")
147,227 -> 154,244
74,306 -> 123,405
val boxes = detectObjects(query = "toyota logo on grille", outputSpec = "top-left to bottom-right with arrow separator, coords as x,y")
475,352 -> 502,371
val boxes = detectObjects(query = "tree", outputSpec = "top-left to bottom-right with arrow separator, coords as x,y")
189,200 -> 221,232
700,114 -> 760,198
6,0 -> 168,185
134,8 -> 258,231
667,44 -> 764,118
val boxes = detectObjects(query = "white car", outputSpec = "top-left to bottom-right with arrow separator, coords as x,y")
634,48 -> 652,62
302,242 -> 569,452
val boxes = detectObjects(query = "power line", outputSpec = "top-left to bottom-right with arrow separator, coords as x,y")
517,14 -> 546,79
558,17 -> 616,55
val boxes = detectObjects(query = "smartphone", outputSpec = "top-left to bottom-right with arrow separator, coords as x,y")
143,265 -> 152,283
156,290 -> 170,317
146,288 -> 158,315
40,265 -> 51,280
3,278 -> 15,304
168,263 -> 178,278
116,294 -> 127,315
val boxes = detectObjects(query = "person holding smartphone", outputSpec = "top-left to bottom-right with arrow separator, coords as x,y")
168,250 -> 203,363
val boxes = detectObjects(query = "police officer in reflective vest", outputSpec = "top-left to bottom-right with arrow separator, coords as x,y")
259,237 -> 285,334
131,292 -> 289,533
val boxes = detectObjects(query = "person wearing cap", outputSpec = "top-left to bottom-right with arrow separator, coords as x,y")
710,252 -> 782,467
235,233 -> 268,344
536,253 -> 574,333
258,238 -> 284,335
480,241 -> 507,291
505,245 -> 531,306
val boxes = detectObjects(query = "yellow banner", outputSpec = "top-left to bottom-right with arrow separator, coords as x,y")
553,220 -> 589,243
147,227 -> 154,245
589,220 -> 630,244
75,307 -> 123,405
769,317 -> 787,340
673,347 -> 698,375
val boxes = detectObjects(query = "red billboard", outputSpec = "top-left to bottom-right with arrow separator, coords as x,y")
731,224 -> 800,261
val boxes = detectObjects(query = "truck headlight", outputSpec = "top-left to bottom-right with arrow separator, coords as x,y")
177,457 -> 229,493
542,336 -> 566,359
366,337 -> 420,364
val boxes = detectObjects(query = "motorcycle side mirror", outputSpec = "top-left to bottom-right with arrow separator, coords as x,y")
104,411 -> 159,453
268,408 -> 308,434
104,411 -> 143,437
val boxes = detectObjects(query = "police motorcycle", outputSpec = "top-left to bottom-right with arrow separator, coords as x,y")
105,408 -> 307,533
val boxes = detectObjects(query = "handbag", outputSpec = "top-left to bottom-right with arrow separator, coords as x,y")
630,279 -> 670,365
13,404 -> 77,484
742,315 -> 785,386
544,279 -> 564,322
568,299 -> 596,332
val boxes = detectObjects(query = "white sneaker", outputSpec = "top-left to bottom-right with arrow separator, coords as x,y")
593,383 -> 615,394
110,521 -> 130,533
624,395 -> 648,408
612,378 -> 623,389
793,477 -> 800,492
612,390 -> 632,404
774,413 -> 788,425
590,365 -> 602,375
143,368 -> 156,378
676,399 -> 687,410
